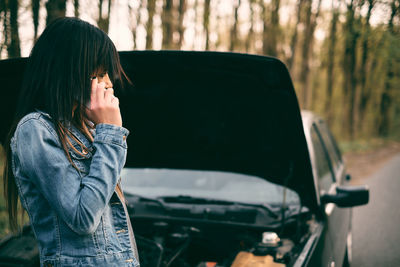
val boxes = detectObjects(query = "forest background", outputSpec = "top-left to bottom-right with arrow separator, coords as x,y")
0,0 -> 399,237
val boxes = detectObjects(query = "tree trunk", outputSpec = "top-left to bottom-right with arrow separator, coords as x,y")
0,0 -> 9,59
378,0 -> 399,136
8,0 -> 20,58
262,0 -> 280,56
46,0 -> 67,26
367,35 -> 384,136
128,2 -> 135,49
203,0 -> 211,50
128,1 -> 141,49
357,0 -> 375,133
342,0 -> 359,139
325,1 -> 340,125
145,0 -> 156,49
162,0 -> 174,49
230,0 -> 240,51
245,0 -> 255,52
74,0 -> 79,17
177,0 -> 186,49
97,0 -> 112,33
32,0 -> 40,41
270,0 -> 279,55
262,1 -> 268,55
299,0 -> 321,109
287,0 -> 304,72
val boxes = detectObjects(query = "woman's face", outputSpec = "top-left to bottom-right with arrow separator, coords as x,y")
93,70 -> 113,88
73,69 -> 114,114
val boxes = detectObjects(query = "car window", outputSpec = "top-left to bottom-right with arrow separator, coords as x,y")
310,124 -> 335,193
121,168 -> 300,205
317,121 -> 342,174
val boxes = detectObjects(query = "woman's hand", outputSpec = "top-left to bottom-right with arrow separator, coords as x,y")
85,78 -> 122,127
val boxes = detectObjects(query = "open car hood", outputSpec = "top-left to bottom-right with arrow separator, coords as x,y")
0,51 -> 318,211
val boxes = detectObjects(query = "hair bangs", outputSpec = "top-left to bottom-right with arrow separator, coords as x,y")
95,35 -> 125,90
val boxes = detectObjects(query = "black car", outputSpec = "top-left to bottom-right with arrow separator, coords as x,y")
0,51 -> 368,267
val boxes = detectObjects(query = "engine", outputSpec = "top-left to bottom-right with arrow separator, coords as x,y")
133,218 -> 311,267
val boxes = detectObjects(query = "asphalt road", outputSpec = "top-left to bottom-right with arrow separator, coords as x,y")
352,153 -> 400,267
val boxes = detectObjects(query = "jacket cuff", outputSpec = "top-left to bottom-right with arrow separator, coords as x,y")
94,124 -> 130,148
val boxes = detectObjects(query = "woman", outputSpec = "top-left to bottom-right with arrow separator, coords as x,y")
3,17 -> 139,266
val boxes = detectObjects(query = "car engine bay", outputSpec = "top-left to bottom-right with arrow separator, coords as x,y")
127,195 -> 313,267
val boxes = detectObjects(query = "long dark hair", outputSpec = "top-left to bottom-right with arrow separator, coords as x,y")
3,17 -> 129,232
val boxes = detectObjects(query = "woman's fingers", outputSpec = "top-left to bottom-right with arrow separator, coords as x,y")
96,82 -> 106,104
87,73 -> 120,126
86,80 -> 122,126
89,78 -> 106,107
104,88 -> 115,103
111,96 -> 119,105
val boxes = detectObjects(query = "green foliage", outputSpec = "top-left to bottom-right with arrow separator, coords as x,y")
313,15 -> 400,142
0,145 -> 11,239
339,138 -> 391,153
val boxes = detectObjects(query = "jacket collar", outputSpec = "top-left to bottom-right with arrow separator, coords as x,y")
34,109 -> 93,149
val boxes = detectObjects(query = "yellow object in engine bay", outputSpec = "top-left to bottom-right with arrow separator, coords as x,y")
231,252 -> 286,267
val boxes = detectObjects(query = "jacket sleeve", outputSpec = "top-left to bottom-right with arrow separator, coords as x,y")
13,118 -> 129,235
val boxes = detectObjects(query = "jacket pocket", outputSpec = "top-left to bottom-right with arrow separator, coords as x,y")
68,144 -> 93,175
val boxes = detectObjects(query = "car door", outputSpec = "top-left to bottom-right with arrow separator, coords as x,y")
316,121 -> 351,267
308,123 -> 336,267
310,121 -> 351,267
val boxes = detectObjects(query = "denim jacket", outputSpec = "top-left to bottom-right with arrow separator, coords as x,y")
10,111 -> 140,267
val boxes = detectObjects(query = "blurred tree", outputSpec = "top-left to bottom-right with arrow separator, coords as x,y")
203,0 -> 211,50
0,0 -> 9,59
230,0 -> 241,51
129,1 -> 142,49
245,0 -> 256,52
193,0 -> 199,49
0,0 -> 398,142
162,0 -> 174,49
8,0 -> 20,58
287,0 -> 305,72
342,0 -> 360,139
325,0 -> 341,124
74,0 -> 79,17
146,0 -> 156,49
357,0 -> 376,133
378,0 -> 400,136
366,30 -> 387,136
262,0 -> 280,56
177,0 -> 186,48
45,0 -> 66,26
298,0 -> 322,109
32,0 -> 40,41
97,0 -> 112,33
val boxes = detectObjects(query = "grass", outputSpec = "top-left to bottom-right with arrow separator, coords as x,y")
339,138 -> 394,154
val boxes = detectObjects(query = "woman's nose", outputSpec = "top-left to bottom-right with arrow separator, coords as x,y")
98,73 -> 113,88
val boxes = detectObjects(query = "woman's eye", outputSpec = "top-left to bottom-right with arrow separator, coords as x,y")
98,73 -> 107,78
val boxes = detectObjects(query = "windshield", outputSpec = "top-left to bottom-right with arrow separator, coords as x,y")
121,168 -> 300,205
